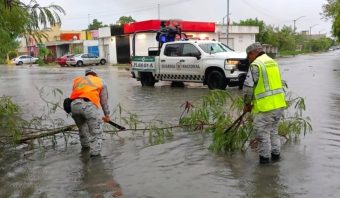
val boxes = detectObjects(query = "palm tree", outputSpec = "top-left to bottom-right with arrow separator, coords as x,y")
3,0 -> 65,56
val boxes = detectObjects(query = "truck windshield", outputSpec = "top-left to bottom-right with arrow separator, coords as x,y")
198,43 -> 233,54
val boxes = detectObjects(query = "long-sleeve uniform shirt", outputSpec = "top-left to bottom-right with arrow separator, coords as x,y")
99,81 -> 110,116
243,64 -> 259,105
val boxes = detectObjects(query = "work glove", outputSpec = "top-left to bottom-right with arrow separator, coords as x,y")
243,104 -> 252,113
102,115 -> 110,123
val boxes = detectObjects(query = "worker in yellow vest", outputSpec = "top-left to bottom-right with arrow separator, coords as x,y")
243,42 -> 287,164
70,68 -> 110,156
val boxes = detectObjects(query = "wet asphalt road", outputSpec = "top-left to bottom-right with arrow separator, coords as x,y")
0,50 -> 340,197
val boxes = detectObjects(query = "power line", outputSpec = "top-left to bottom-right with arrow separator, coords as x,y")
239,0 -> 287,22
63,0 -> 193,21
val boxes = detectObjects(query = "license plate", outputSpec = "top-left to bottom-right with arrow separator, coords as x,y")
230,78 -> 239,82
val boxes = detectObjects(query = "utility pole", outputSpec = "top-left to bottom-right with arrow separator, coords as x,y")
293,16 -> 305,33
157,3 -> 160,19
221,13 -> 228,42
226,0 -> 230,46
87,14 -> 91,40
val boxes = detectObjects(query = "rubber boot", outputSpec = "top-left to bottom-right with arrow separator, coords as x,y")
259,156 -> 270,164
271,153 -> 281,162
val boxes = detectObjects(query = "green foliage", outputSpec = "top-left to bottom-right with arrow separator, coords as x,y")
277,26 -> 296,51
88,19 -> 107,30
0,0 -> 65,62
148,122 -> 173,145
72,47 -> 83,55
35,47 -> 49,66
322,0 -> 340,40
8,51 -> 18,60
0,96 -> 27,145
0,1 -> 26,62
180,90 -> 312,153
0,87 -> 311,155
118,16 -> 135,24
304,38 -> 333,52
235,17 -> 335,54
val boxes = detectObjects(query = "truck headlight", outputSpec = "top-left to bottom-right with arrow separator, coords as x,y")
224,59 -> 240,70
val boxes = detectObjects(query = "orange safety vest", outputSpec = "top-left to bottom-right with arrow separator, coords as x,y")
70,75 -> 103,108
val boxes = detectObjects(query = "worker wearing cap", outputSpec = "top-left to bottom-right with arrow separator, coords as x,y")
70,68 -> 110,156
243,42 -> 287,164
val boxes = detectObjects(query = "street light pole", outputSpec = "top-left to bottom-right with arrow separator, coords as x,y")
293,16 -> 305,33
309,24 -> 318,35
226,0 -> 230,46
221,14 -> 228,42
157,3 -> 160,19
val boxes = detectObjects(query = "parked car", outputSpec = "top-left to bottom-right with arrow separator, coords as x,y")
66,53 -> 106,67
56,54 -> 74,67
12,55 -> 39,65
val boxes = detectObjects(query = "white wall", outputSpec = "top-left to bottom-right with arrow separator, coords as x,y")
129,28 -> 257,54
98,37 -> 117,64
109,37 -> 117,64
229,33 -> 256,51
131,33 -> 159,56
83,40 -> 98,47
216,25 -> 259,51
83,40 -> 99,54
98,27 -> 111,38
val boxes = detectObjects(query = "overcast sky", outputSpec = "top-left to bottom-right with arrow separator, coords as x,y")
35,0 -> 333,36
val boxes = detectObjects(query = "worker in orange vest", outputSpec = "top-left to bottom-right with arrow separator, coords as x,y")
70,68 -> 110,156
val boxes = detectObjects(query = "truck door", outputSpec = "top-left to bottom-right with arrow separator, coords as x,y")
160,43 -> 182,80
179,43 -> 202,80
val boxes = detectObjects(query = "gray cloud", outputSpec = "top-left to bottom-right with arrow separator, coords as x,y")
36,0 -> 332,35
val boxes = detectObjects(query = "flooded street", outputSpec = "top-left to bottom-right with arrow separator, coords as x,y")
1,50 -> 340,197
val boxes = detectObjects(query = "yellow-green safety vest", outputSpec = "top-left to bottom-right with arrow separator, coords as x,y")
251,54 -> 286,113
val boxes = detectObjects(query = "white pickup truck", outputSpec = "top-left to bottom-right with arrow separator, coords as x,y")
131,40 -> 249,89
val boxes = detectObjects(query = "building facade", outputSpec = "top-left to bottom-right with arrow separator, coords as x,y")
98,20 -> 259,64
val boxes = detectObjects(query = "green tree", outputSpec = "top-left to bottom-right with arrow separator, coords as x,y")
322,0 -> 340,40
277,26 -> 296,51
305,37 -> 332,52
0,1 -> 28,62
0,0 -> 65,63
262,26 -> 280,47
88,19 -> 107,30
118,16 -> 135,24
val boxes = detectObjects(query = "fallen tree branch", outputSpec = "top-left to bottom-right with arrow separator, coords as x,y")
9,123 -> 215,145
18,125 -> 76,144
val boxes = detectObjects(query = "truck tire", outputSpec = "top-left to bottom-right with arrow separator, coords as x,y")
171,81 -> 184,87
206,70 -> 227,90
140,72 -> 156,87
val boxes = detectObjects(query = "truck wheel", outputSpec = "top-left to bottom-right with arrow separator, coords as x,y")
238,73 -> 247,90
207,70 -> 227,90
171,81 -> 184,87
140,72 -> 156,87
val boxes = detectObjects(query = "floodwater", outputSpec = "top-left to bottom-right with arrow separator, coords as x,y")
0,50 -> 340,197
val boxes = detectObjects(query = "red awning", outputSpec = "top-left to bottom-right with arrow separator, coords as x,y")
123,20 -> 215,34
60,33 -> 80,41
124,20 -> 161,34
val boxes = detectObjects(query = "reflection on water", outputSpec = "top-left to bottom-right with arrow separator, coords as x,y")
247,165 -> 288,198
75,153 -> 122,197
0,50 -> 340,197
